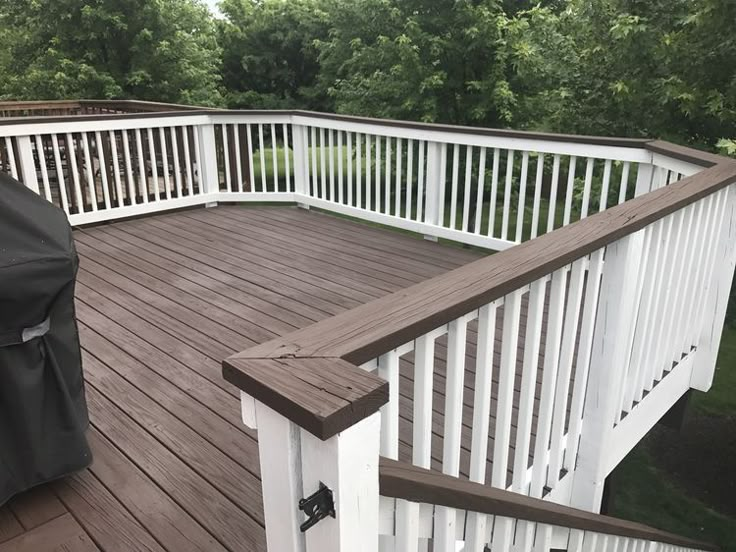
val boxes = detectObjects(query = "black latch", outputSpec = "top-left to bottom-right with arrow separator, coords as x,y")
298,483 -> 335,532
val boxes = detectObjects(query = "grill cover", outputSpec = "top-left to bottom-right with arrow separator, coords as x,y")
0,173 -> 91,506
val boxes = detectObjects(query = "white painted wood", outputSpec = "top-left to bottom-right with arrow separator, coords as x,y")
197,124 -> 219,197
146,128 -> 160,199
259,124 -> 268,193
366,134 -> 373,211
66,133 -> 85,213
442,317 -> 468,477
571,234 -> 644,512
271,123 -> 279,192
547,154 -> 561,233
378,350 -> 400,460
301,412 -> 381,552
168,127 -> 182,198
473,147 -> 487,235
395,138 -> 403,217
450,143 -> 460,229
4,137 -> 18,179
240,391 -> 257,429
424,141 -> 442,226
515,151 -> 530,242
329,128 -> 336,201
357,133 -> 363,208
563,155 -> 577,226
413,334 -> 435,469
530,268 -> 567,497
254,402 -> 306,552
51,134 -> 70,213
600,159 -> 612,211
134,128 -> 148,203
16,135 -> 38,193
530,153 -> 544,238
81,132 -> 98,210
580,157 -> 595,218
462,145 -> 473,232
548,258 -> 586,484
221,124 -> 232,192
513,279 -> 547,494
375,135 -> 382,213
417,140 -> 425,222
487,147 -> 500,236
158,128 -> 172,200
337,130 -> 344,204
692,185 -> 736,390
501,149 -> 515,240
618,161 -> 631,204
34,135 -> 51,201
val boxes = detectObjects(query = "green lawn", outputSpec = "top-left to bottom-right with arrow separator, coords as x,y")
611,327 -> 736,551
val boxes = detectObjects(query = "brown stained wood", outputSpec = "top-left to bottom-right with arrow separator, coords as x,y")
53,474 -> 167,552
228,162 -> 736,367
379,459 -> 718,551
223,357 -> 389,440
8,486 -> 66,531
0,509 -> 23,544
86,390 -> 267,552
0,514 -> 99,552
85,429 -> 232,552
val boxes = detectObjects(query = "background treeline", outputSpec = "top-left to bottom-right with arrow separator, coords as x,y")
0,0 -> 734,323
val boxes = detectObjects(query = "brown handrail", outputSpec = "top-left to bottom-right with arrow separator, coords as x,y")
379,459 -> 718,550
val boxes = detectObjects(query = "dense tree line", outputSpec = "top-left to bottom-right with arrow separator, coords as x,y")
0,0 -> 734,322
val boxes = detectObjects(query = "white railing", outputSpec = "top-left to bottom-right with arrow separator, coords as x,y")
0,110 -> 704,242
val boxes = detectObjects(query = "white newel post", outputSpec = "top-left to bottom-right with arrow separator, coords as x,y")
691,183 -> 736,391
422,141 -> 443,241
241,394 -> 382,552
197,123 -> 220,206
570,234 -> 643,512
16,136 -> 39,194
292,124 -> 311,209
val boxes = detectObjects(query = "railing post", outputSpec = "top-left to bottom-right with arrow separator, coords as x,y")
16,136 -> 39,194
422,141 -> 443,241
570,234 -> 644,512
691,183 -> 736,391
223,356 -> 387,552
292,124 -> 311,209
196,123 -> 220,207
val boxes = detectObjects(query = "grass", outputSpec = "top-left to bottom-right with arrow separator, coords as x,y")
611,327 -> 736,551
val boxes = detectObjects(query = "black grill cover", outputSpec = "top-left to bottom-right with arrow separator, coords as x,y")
0,173 -> 91,506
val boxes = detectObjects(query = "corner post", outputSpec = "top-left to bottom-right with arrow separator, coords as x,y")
570,234 -> 644,512
691,182 -> 736,391
16,136 -> 39,194
422,141 -> 444,241
634,163 -> 654,197
292,124 -> 311,209
196,122 -> 220,207
224,356 -> 387,552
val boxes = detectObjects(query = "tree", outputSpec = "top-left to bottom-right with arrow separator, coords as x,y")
218,0 -> 331,110
314,0 -> 516,126
0,0 -> 223,106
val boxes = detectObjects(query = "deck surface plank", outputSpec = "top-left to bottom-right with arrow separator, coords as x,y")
1,205 -> 556,550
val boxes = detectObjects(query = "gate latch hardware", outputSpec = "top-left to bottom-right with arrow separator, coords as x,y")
299,483 -> 335,532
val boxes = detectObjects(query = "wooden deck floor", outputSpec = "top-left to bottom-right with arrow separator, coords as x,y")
0,205 -> 485,552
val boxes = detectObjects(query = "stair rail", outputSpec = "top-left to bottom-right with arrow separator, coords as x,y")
378,458 -> 717,551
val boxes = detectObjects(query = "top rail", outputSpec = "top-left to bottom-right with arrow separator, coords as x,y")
225,160 -> 736,369
0,99 -> 209,117
380,458 -> 718,551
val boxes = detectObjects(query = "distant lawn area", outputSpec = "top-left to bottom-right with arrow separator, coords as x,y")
611,327 -> 736,551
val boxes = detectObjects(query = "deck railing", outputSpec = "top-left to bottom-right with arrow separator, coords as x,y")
1,105 -> 733,551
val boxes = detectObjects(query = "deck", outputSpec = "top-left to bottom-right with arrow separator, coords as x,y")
0,205 -> 484,552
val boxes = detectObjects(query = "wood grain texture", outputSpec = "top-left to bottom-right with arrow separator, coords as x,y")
223,357 -> 389,440
0,514 -> 99,552
379,458 -> 718,551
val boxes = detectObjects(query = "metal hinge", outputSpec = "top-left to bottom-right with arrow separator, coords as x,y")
299,483 -> 335,532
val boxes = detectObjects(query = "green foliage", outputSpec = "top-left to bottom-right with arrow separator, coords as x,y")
218,0 -> 331,109
0,0 -> 223,105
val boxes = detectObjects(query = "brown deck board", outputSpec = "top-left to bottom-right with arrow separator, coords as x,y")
1,205 -> 565,549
